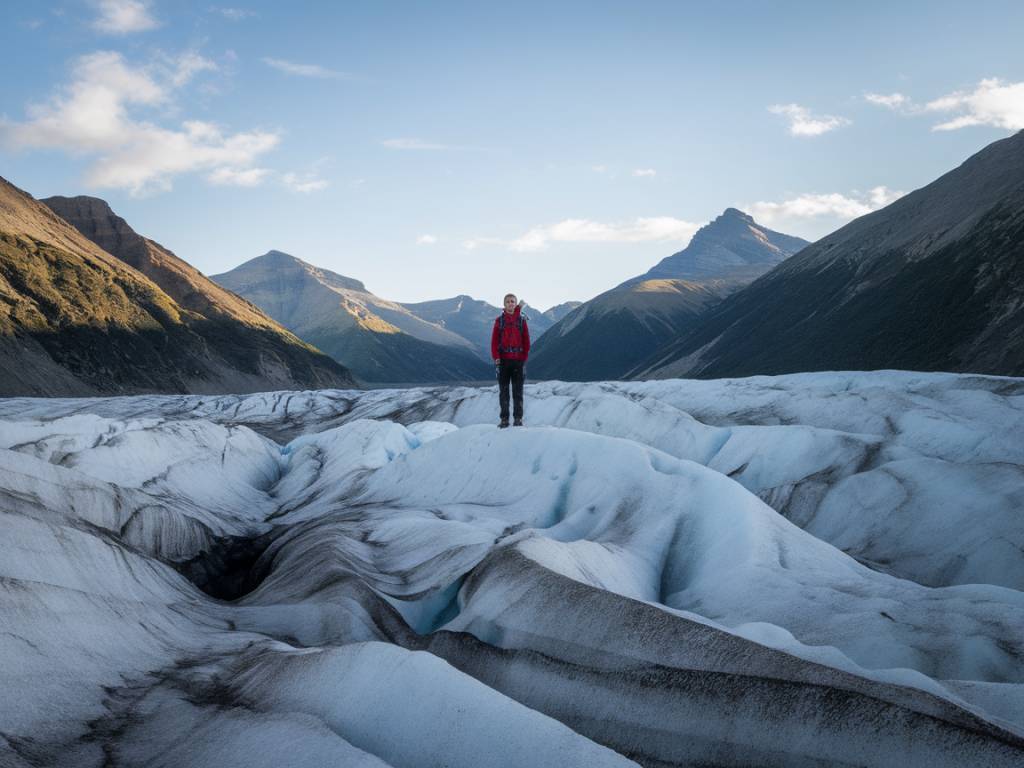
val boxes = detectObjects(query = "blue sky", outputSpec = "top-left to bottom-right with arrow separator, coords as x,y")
2,1 -> 1023,310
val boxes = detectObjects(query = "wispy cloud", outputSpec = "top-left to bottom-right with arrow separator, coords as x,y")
1,50 -> 278,196
210,6 -> 257,21
591,164 -> 608,173
416,234 -> 438,245
208,166 -> 270,187
165,50 -> 218,87
925,78 -> 1024,131
262,57 -> 352,79
864,92 -> 908,110
863,79 -> 1024,131
632,168 -> 657,177
91,0 -> 158,35
768,103 -> 850,137
462,237 -> 503,251
466,217 -> 699,252
282,171 -> 328,193
746,186 -> 904,225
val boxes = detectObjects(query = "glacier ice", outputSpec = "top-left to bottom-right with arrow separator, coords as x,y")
1,371 -> 1023,766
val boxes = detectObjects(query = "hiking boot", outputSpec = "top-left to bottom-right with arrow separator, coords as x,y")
513,419 -> 524,427
499,419 -> 510,429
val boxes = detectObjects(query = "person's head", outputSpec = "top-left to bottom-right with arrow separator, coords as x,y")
503,293 -> 517,312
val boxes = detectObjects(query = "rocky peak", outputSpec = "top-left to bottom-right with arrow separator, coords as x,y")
719,207 -> 756,224
44,195 -> 118,221
689,207 -> 767,247
637,209 -> 809,284
238,250 -> 368,293
42,195 -> 149,270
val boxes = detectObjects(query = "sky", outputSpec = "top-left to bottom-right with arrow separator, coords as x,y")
2,1 -> 1023,311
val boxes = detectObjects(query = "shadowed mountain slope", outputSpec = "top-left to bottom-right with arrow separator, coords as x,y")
530,209 -> 808,381
632,131 -> 1024,379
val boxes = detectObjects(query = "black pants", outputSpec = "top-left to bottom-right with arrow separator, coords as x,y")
498,359 -> 525,422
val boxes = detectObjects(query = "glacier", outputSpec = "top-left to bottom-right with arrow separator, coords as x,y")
1,370 -> 1023,766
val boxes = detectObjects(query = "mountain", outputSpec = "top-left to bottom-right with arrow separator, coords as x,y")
400,295 -> 559,360
40,194 -> 354,391
400,295 -> 501,360
529,209 -> 808,381
43,196 -> 286,329
0,179 -> 354,396
542,301 -> 582,323
632,130 -> 1024,380
632,207 -> 809,286
527,280 -> 726,382
518,302 -> 555,336
212,252 -> 492,382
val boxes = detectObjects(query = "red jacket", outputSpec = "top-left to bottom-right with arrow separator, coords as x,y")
491,306 -> 530,362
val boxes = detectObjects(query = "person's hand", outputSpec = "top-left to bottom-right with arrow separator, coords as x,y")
494,358 -> 500,365
517,299 -> 525,308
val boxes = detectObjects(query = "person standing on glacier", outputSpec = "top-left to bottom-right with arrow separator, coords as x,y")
491,293 -> 530,428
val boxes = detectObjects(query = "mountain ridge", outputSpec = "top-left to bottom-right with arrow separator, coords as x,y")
631,130 -> 1024,379
628,207 -> 809,286
1,178 -> 355,395
528,210 -> 808,381
400,294 -> 559,360
213,251 -> 492,382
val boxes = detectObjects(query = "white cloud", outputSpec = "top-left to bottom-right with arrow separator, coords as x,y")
166,51 -> 217,87
208,166 -> 270,187
925,78 -> 1024,131
282,172 -> 328,193
868,186 -> 903,208
262,58 -> 351,79
88,122 -> 279,194
746,186 -> 905,224
381,137 -> 452,150
1,51 -> 278,196
416,234 -> 438,245
632,168 -> 657,177
865,92 -> 907,110
591,164 -> 608,173
768,103 -> 850,137
465,217 -> 698,252
91,0 -> 158,34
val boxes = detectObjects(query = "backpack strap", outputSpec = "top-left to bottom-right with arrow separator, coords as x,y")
499,312 -> 524,331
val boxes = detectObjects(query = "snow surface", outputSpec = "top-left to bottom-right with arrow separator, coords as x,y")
1,371 -> 1023,766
